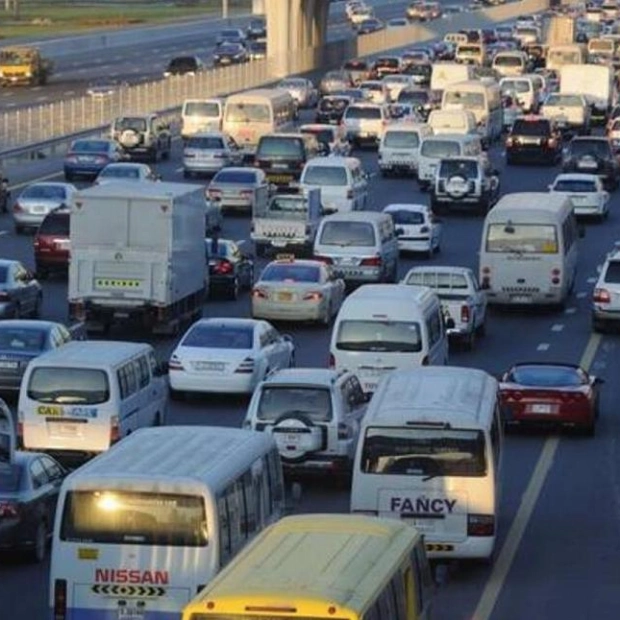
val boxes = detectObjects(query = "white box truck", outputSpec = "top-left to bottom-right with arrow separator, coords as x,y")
68,182 -> 207,335
560,63 -> 614,124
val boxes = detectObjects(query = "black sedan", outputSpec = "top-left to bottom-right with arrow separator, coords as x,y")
357,18 -> 385,34
63,138 -> 123,181
0,320 -> 85,392
0,260 -> 42,320
246,17 -> 266,40
213,43 -> 249,67
0,449 -> 67,562
206,238 -> 254,300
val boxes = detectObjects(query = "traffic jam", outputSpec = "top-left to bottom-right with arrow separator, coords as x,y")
1,0 -> 620,619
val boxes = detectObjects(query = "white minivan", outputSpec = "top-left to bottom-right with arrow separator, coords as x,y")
329,284 -> 449,393
181,98 -> 224,139
19,341 -> 168,459
378,122 -> 433,177
427,109 -> 478,136
300,156 -> 368,213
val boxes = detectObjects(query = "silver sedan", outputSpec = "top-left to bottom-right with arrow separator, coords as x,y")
0,260 -> 43,319
277,78 -> 319,108
13,182 -> 77,234
207,167 -> 268,213
183,132 -> 243,177
95,162 -> 159,185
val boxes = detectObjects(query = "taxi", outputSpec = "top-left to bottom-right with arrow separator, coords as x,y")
251,256 -> 345,325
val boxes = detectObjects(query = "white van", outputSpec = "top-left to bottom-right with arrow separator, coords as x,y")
455,43 -> 486,66
479,192 -> 581,307
300,156 -> 368,213
314,212 -> 399,287
499,76 -> 538,112
417,133 -> 484,190
378,122 -> 433,177
427,109 -> 477,136
350,366 -> 503,561
329,284 -> 448,393
442,80 -> 503,144
50,426 -> 284,620
19,341 -> 168,459
430,62 -> 475,95
546,44 -> 586,72
492,51 -> 528,77
181,98 -> 224,139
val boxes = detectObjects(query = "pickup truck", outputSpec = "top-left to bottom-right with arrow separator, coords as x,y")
401,265 -> 487,350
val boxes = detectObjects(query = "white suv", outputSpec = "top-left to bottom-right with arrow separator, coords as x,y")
243,368 -> 368,479
592,243 -> 620,332
341,103 -> 388,148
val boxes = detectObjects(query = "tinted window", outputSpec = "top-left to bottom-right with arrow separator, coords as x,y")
361,427 -> 487,476
114,117 -> 147,132
27,368 -> 110,405
344,60 -> 368,70
0,266 -> 7,284
384,131 -> 419,148
346,106 -> 382,120
184,101 -> 220,117
336,320 -> 422,352
0,464 -> 21,492
495,55 -> 524,66
60,491 -> 207,547
100,166 -> 140,179
420,140 -> 461,158
604,261 -> 620,283
213,170 -> 257,184
553,179 -> 597,192
319,97 -> 349,111
182,324 -> 253,349
22,185 -> 67,200
546,94 -> 583,107
439,159 -> 478,178
406,271 -> 469,289
39,213 -> 70,235
303,165 -> 348,186
375,58 -> 399,68
507,365 -> 586,387
0,327 -> 47,352
72,140 -> 109,153
168,57 -> 197,70
300,128 -> 332,146
569,140 -> 611,159
444,91 -> 485,108
399,90 -> 429,104
186,136 -> 225,149
407,64 -> 431,76
512,120 -> 550,136
501,80 -> 530,94
386,210 -> 425,225
205,239 -> 232,258
257,137 -> 303,158
218,43 -> 243,54
260,264 -> 320,282
257,387 -> 332,421
486,223 -> 558,254
319,221 -> 375,246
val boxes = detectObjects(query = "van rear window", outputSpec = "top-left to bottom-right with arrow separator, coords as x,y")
345,106 -> 382,120
420,140 -> 461,158
303,166 -> 348,186
319,221 -> 375,246
27,368 -> 110,405
336,320 -> 422,353
485,223 -> 558,254
257,137 -> 303,158
384,131 -> 419,148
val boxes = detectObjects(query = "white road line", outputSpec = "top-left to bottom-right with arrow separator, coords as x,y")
236,239 -> 247,245
175,166 -> 183,173
551,324 -> 564,332
564,307 -> 577,314
63,91 -> 76,96
0,230 -> 8,237
30,86 -> 42,91
587,276 -> 597,283
576,292 -> 587,298
536,343 -> 550,351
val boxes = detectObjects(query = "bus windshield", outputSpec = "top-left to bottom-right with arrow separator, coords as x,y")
60,490 -> 207,547
485,223 -> 558,254
361,427 -> 487,477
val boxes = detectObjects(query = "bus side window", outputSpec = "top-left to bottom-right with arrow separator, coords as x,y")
226,481 -> 245,557
414,544 -> 434,614
266,449 -> 284,513
242,470 -> 258,537
363,604 -> 380,620
390,573 -> 407,620
491,404 -> 502,470
377,583 -> 398,619
217,495 -> 231,567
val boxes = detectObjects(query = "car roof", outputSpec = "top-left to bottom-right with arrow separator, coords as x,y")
407,265 -> 472,275
261,368 -> 345,386
194,318 -> 261,328
384,203 -> 430,212
554,173 -> 600,181
265,259 -> 324,268
0,319 -> 58,330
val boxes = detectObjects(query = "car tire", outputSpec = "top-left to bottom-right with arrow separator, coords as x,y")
14,224 -> 24,235
169,387 -> 185,401
64,172 -> 74,182
28,520 -> 48,564
581,420 -> 596,437
183,169 -> 191,179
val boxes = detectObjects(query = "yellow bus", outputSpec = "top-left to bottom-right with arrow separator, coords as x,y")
182,514 -> 434,620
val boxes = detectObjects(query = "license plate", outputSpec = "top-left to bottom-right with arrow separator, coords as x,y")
511,295 -> 532,303
578,162 -> 597,170
194,361 -> 225,371
268,175 -> 292,184
32,206 -> 47,214
530,403 -> 554,414
277,292 -> 293,301
363,382 -> 378,392
118,610 -> 144,620
403,517 -> 436,531
58,423 -> 79,435
272,163 -> 289,170
78,156 -> 94,162
0,361 -> 18,369
521,137 -> 540,145
272,241 -> 288,247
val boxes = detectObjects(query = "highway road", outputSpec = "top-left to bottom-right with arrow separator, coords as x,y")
2,98 -> 620,618
0,0 -> 420,112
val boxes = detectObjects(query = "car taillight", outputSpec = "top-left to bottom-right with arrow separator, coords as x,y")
53,579 -> 67,620
328,353 -> 335,368
361,256 -> 382,267
505,390 -> 523,402
12,202 -> 23,212
168,356 -> 184,371
94,156 -> 109,165
346,189 -> 354,199
594,288 -> 611,303
0,500 -> 19,519
208,189 -> 222,200
235,357 -> 255,374
314,255 -> 333,265
303,291 -> 323,301
338,422 -> 353,440
240,190 -> 253,198
551,268 -> 561,285
213,259 -> 234,275
461,305 -> 470,323
547,138 -> 557,148
0,291 -> 10,302
560,392 -> 584,403
467,514 -> 495,536
110,416 -> 120,443
506,136 -> 515,147
252,288 -> 268,299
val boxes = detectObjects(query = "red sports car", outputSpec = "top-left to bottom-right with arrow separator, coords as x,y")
498,362 -> 603,436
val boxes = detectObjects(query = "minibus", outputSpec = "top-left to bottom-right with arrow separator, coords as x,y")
351,366 -> 503,561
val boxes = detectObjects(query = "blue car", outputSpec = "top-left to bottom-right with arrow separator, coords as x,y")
63,138 -> 123,181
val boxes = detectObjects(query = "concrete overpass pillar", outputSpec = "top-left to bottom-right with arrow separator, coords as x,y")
251,0 -> 265,14
266,0 -> 292,77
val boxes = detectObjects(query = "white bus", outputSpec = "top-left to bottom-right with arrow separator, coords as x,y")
479,192 -> 581,307
222,88 -> 296,152
351,366 -> 503,561
50,426 -> 284,620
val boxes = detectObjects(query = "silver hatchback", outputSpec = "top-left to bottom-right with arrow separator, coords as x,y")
13,182 -> 77,234
183,132 -> 243,177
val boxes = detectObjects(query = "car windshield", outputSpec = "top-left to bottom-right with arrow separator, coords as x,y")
383,131 -> 420,148
114,117 -> 147,132
495,55 -> 523,66
0,464 -> 21,492
184,101 -> 220,117
168,57 -> 196,70
386,209 -> 425,225
420,140 -> 461,158
182,324 -> 253,349
507,365 -> 585,387
225,103 -> 271,123
257,386 -> 332,422
361,427 -> 487,477
267,196 -> 307,218
186,136 -> 225,150
553,179 -> 597,192
221,29 -> 241,38
260,264 -> 321,283
458,45 -> 482,55
218,44 -> 242,54
440,159 -> 478,177
486,223 -> 558,254
72,140 -> 109,153
22,185 -> 67,200
0,267 -> 7,284
346,106 -> 382,120
344,60 -> 368,70
376,58 -> 399,68
257,137 -> 303,158
100,167 -> 140,179
27,368 -> 110,405
408,65 -> 431,76
319,221 -> 375,246
546,94 -> 583,107
444,91 -> 485,108
280,79 -> 305,88
336,320 -> 422,352
60,490 -> 207,547
213,170 -> 256,184
399,90 -> 429,104
39,213 -> 70,235
547,50 -> 581,64
303,165 -> 348,186
384,76 -> 409,85
512,120 -> 549,135
569,140 -> 611,159
0,327 -> 46,352
603,261 -> 620,283
205,239 -> 231,259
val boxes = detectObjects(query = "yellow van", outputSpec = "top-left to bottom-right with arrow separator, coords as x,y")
182,514 -> 434,620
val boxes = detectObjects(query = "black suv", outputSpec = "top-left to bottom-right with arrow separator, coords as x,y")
255,133 -> 320,186
315,95 -> 351,124
506,117 -> 562,165
562,136 -> 620,190
163,56 -> 202,77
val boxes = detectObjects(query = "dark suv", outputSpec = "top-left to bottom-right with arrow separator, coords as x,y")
255,133 -> 320,186
163,56 -> 203,77
33,207 -> 70,279
562,136 -> 620,190
315,95 -> 351,124
506,117 -> 562,165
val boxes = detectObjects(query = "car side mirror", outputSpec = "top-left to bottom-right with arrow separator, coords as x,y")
593,376 -> 605,385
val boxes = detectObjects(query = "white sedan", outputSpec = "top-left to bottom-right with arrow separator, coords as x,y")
95,162 -> 159,185
168,318 -> 295,397
383,203 -> 442,256
548,173 -> 610,221
252,258 -> 346,324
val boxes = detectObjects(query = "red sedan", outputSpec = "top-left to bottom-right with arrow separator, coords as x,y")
498,362 -> 603,436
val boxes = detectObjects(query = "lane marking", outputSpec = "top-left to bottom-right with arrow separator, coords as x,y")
550,324 -> 564,332
0,230 -> 7,236
8,170 -> 63,191
564,307 -> 577,314
536,343 -> 549,351
576,292 -> 587,299
587,277 -> 597,283
472,333 -> 602,620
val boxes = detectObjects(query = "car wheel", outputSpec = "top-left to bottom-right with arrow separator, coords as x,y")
14,224 -> 24,235
28,520 -> 48,564
64,172 -> 74,182
592,317 -> 607,333
580,419 -> 596,437
183,169 -> 191,179
227,277 -> 239,301
169,387 -> 185,401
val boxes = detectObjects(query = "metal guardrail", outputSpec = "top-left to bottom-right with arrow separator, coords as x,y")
0,0 -> 550,162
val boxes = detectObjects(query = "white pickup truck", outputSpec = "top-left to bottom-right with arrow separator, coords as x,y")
401,265 -> 487,350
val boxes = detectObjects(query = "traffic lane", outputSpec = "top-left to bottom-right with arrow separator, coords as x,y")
0,550 -> 50,618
